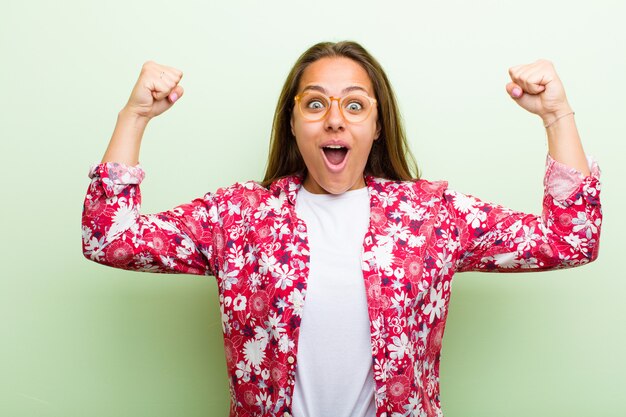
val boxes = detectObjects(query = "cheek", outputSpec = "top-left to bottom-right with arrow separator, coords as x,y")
352,113 -> 379,139
369,117 -> 380,139
294,121 -> 320,146
293,125 -> 320,162
351,123 -> 378,147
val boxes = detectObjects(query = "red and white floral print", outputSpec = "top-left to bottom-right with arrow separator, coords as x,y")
387,374 -> 411,403
82,154 -> 602,417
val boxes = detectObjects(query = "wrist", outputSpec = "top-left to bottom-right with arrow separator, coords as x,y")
118,106 -> 151,127
541,104 -> 573,127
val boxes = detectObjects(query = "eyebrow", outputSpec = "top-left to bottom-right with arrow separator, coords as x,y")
301,85 -> 370,95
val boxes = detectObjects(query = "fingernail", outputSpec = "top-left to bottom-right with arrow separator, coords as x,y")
512,87 -> 522,97
170,93 -> 178,102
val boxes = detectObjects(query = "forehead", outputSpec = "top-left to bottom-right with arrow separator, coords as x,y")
298,57 -> 374,95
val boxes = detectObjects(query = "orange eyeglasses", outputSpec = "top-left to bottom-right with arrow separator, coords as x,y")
294,91 -> 377,123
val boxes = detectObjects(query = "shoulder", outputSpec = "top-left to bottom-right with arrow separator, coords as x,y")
207,180 -> 274,207
215,180 -> 268,196
206,179 -> 295,218
368,176 -> 449,198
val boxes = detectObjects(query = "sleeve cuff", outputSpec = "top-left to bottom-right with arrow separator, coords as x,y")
544,153 -> 601,203
88,161 -> 145,198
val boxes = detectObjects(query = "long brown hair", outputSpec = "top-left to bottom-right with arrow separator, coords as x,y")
262,41 -> 419,187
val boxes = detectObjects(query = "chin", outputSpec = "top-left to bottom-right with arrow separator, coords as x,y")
324,185 -> 349,195
320,175 -> 361,195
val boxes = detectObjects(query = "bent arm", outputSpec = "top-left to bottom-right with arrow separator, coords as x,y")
543,104 -> 590,177
81,161 -> 221,276
452,154 -> 602,273
101,109 -> 149,165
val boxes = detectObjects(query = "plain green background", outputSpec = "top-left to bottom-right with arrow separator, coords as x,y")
1,0 -> 624,416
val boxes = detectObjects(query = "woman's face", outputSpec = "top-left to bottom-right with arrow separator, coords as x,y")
291,57 -> 380,194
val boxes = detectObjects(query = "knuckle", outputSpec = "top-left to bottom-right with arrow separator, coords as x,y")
538,58 -> 553,67
508,66 -> 521,78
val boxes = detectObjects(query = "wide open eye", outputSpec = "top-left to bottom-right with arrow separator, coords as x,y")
343,95 -> 368,114
301,93 -> 328,113
306,99 -> 326,110
345,101 -> 363,112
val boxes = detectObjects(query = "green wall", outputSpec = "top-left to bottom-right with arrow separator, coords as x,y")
1,1 -> 624,416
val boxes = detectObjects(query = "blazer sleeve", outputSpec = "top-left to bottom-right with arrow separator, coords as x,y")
447,154 -> 602,273
81,161 -> 223,276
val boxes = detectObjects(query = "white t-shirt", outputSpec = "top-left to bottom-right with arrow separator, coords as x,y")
292,185 -> 376,417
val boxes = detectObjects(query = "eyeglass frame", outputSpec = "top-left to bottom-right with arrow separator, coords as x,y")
293,91 -> 378,123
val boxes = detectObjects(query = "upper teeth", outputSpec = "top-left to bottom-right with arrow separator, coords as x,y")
325,145 -> 344,149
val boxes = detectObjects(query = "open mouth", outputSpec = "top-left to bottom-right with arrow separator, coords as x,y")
322,145 -> 349,167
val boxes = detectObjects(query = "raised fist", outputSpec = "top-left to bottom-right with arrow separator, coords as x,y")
124,61 -> 184,120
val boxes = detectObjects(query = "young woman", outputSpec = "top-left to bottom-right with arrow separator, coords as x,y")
82,41 -> 602,417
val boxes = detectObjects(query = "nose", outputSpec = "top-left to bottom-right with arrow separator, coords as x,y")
324,97 -> 345,131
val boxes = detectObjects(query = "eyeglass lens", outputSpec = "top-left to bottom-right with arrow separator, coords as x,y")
298,92 -> 373,122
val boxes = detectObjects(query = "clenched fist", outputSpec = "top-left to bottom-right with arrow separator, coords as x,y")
506,59 -> 572,125
124,61 -> 184,120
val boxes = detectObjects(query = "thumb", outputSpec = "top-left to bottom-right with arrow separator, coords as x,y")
168,85 -> 184,104
505,81 -> 544,115
506,82 -> 524,99
147,84 -> 185,118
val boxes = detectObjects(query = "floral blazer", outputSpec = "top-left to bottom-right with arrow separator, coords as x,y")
82,155 -> 602,417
